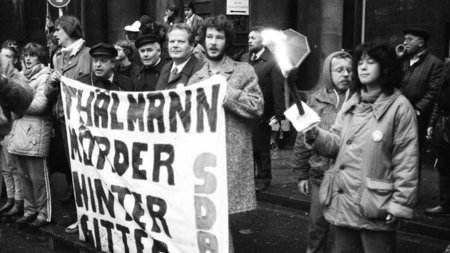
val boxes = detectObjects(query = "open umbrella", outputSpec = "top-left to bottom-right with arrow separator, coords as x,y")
262,29 -> 311,116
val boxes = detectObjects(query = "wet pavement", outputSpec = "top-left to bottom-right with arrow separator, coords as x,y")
231,203 -> 449,253
0,222 -> 88,253
0,145 -> 449,252
1,202 -> 448,253
262,146 -> 450,242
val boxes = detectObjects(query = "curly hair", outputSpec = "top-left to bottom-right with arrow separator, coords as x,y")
200,15 -> 234,49
351,41 -> 402,95
22,42 -> 47,64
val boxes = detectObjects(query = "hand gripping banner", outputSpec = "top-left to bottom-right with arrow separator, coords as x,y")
60,75 -> 229,253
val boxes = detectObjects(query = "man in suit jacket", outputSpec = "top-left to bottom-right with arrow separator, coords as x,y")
241,26 -> 286,192
155,23 -> 204,90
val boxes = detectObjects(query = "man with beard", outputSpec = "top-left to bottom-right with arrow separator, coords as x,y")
294,51 -> 352,253
133,34 -> 165,91
188,14 -> 263,252
79,43 -> 133,91
241,26 -> 285,192
155,23 -> 203,90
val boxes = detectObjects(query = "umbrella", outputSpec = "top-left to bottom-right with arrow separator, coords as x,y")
282,29 -> 311,70
262,29 -> 311,115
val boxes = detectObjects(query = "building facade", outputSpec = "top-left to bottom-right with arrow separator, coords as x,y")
1,0 -> 449,90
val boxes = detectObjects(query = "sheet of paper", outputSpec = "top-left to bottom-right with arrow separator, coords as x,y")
284,102 -> 321,132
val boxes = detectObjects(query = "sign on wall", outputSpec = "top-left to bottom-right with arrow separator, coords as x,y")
60,76 -> 229,253
226,0 -> 249,15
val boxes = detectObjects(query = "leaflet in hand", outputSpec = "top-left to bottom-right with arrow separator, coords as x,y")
284,102 -> 321,132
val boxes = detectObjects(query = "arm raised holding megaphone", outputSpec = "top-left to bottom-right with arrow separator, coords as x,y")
395,44 -> 407,58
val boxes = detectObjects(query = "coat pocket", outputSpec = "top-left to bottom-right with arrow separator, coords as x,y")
7,118 -> 52,157
360,178 -> 394,219
319,167 -> 338,207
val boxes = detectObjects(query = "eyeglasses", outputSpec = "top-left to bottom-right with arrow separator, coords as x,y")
404,36 -> 422,43
332,67 -> 352,75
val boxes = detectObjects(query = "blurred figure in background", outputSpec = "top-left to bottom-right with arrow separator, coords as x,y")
425,62 -> 450,216
241,26 -> 285,192
164,4 -> 181,27
184,1 -> 205,62
0,45 -> 24,218
113,40 -> 139,79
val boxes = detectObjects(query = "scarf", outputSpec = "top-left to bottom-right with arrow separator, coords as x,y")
360,89 -> 382,104
23,64 -> 43,80
61,38 -> 85,57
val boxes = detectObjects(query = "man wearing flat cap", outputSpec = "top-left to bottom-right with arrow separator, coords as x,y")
79,43 -> 133,91
399,27 -> 443,195
133,34 -> 166,91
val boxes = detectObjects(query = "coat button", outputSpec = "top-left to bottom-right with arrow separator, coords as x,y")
339,165 -> 345,170
346,139 -> 352,145
338,189 -> 344,194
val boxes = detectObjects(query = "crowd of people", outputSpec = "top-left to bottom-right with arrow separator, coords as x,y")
0,2 -> 449,252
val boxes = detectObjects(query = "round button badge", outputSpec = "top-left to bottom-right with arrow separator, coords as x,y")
372,130 -> 383,142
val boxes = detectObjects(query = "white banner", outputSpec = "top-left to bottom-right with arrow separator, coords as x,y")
60,75 -> 229,253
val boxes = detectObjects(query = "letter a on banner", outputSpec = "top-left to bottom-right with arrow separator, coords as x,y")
60,75 -> 229,253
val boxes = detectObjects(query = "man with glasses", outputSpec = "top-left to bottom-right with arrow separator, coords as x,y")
293,50 -> 352,253
399,28 -> 443,214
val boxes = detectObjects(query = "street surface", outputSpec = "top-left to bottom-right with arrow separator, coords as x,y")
0,202 -> 448,252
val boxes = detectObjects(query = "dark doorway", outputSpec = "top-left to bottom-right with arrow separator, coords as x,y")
342,0 -> 363,51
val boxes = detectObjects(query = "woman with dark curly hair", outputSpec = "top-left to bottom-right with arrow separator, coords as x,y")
304,42 -> 419,253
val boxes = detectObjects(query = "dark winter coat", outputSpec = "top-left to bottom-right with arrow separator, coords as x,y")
0,71 -> 34,138
133,59 -> 166,91
241,48 -> 285,122
400,50 -> 443,116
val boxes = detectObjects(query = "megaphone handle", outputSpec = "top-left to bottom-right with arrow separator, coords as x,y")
285,78 -> 305,115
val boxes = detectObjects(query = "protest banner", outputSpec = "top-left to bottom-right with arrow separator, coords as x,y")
60,75 -> 229,253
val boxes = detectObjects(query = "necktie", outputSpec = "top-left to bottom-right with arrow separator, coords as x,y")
250,54 -> 257,63
169,67 -> 178,83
